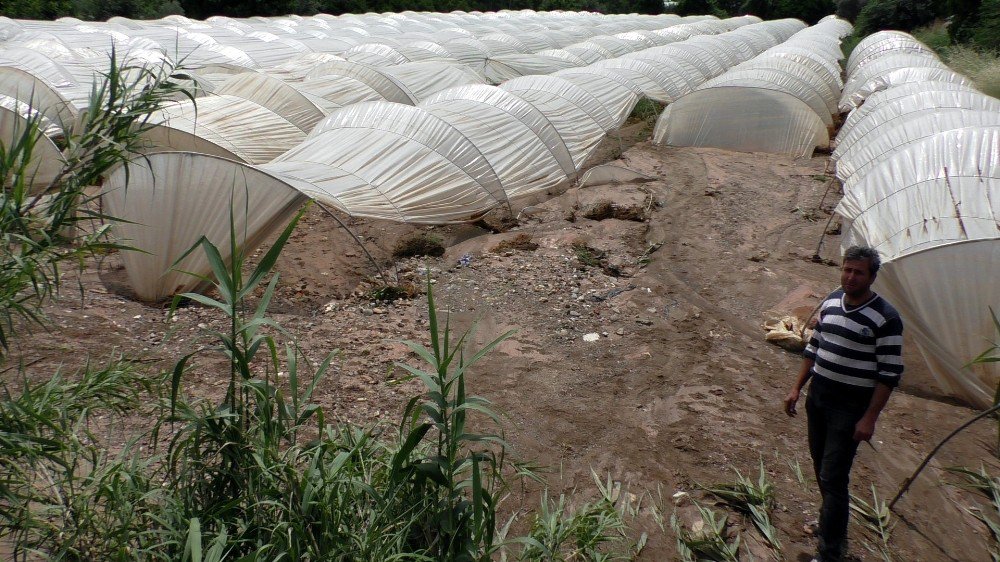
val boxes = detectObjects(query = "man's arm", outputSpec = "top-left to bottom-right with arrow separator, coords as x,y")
854,382 -> 892,442
785,357 -> 814,417
856,313 -> 904,441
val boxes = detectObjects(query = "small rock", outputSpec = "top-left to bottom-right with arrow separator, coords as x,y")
197,323 -> 208,329
361,308 -> 374,316
373,308 -> 386,315
569,310 -> 581,317
583,333 -> 600,342
616,328 -> 626,335
636,318 -> 653,326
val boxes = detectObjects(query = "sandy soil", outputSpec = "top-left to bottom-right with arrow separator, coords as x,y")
10,128 -> 998,560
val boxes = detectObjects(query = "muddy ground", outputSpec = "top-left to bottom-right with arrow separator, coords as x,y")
11,129 -> 998,560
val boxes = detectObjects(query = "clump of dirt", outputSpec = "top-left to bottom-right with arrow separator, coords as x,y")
475,209 -> 519,233
392,232 -> 445,259
581,199 -> 648,222
491,233 -> 538,253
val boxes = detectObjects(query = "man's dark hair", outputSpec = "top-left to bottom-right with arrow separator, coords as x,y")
843,245 -> 881,275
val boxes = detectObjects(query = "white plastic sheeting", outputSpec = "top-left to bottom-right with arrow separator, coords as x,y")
502,75 -> 616,132
216,72 -> 331,132
653,18 -> 846,156
550,69 -> 641,129
0,99 -> 65,192
419,84 -> 575,198
264,102 -> 509,223
697,69 -> 834,126
835,33 -> 1000,407
838,80 -> 978,136
484,53 -> 583,83
836,110 -> 1000,185
103,151 -> 307,301
143,95 -> 307,164
1,11 -> 801,302
834,90 -> 1000,163
500,76 -> 609,168
847,31 -> 935,76
378,61 -> 486,103
875,241 -> 1000,407
654,87 -> 828,157
840,67 -> 973,111
586,58 -> 691,103
304,60 -> 413,103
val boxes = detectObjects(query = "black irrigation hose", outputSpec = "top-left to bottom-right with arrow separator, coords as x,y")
811,174 -> 839,262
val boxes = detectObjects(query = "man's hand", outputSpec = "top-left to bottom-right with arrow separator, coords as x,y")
854,415 -> 876,442
784,388 -> 800,417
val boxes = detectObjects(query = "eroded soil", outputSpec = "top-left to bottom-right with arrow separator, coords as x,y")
12,140 -> 997,561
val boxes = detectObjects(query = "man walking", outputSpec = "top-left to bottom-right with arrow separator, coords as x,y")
784,246 -> 904,562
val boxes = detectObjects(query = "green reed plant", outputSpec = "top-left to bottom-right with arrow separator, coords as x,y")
164,204 -> 344,557
0,357 -> 172,561
0,47 -> 191,350
392,276 -> 516,560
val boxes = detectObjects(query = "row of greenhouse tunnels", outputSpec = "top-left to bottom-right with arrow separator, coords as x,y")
1,5 -> 999,561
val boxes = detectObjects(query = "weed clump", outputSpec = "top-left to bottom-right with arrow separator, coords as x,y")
491,233 -> 538,253
625,99 -> 665,126
367,282 -> 419,302
392,232 -> 445,259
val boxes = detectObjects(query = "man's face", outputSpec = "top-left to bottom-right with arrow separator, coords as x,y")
841,258 -> 874,297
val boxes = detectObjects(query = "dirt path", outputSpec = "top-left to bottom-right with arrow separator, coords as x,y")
14,142 -> 997,561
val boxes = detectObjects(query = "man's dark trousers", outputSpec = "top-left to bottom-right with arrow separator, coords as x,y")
806,378 -> 867,562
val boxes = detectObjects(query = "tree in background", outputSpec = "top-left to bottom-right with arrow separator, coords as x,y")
949,0 -> 984,42
674,0 -> 727,17
835,0 -> 864,22
739,0 -> 836,24
972,0 -> 1000,49
4,0 -> 74,19
852,0 -> 936,36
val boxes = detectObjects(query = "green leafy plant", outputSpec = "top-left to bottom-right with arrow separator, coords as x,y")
0,357 -> 167,561
947,465 -> 1000,561
700,460 -> 781,553
671,502 -> 740,562
517,471 -> 649,561
850,484 -> 894,562
392,276 -> 515,559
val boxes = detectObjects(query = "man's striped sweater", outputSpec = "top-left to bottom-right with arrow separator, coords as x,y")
803,289 -> 904,398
